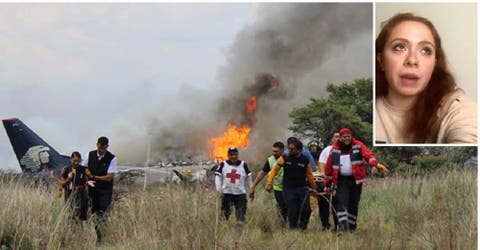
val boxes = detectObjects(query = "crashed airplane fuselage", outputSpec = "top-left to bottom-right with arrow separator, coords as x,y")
2,118 -> 212,186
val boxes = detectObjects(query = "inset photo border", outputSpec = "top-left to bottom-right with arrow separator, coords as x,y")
374,2 -> 478,146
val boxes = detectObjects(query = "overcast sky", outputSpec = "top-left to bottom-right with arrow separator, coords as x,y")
0,3 -> 255,171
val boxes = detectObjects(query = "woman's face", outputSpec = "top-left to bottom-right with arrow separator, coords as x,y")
378,21 -> 436,99
71,156 -> 81,167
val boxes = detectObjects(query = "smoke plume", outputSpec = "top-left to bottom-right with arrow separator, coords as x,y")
114,3 -> 372,164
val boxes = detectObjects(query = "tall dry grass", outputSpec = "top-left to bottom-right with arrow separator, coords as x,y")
0,169 -> 476,249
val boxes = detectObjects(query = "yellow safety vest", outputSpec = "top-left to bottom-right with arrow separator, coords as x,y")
268,156 -> 283,191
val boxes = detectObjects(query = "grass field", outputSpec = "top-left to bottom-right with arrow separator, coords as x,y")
0,169 -> 476,250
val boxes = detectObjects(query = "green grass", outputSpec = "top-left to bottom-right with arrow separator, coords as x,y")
0,169 -> 476,249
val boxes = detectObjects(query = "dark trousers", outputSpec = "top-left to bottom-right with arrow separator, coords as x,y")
283,186 -> 311,230
335,175 -> 362,232
89,187 -> 113,242
221,194 -> 247,222
274,190 -> 288,225
316,182 -> 337,230
67,188 -> 88,221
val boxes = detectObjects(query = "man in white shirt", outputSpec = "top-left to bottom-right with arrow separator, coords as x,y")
316,132 -> 340,230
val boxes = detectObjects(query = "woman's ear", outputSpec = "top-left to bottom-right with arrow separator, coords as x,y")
376,53 -> 384,71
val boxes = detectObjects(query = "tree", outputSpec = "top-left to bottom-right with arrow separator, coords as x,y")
373,146 -> 477,175
288,78 -> 372,145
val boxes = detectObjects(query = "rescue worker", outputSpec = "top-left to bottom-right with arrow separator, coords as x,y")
84,136 -> 118,243
284,137 -> 317,172
308,140 -> 321,162
324,128 -> 378,232
316,132 -> 340,231
249,141 -> 288,224
266,139 -> 317,230
307,140 -> 321,226
215,147 -> 252,222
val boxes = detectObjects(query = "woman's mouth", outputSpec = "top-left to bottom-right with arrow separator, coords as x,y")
400,73 -> 419,86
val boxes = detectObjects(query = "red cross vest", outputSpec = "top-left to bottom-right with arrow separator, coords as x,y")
216,160 -> 250,195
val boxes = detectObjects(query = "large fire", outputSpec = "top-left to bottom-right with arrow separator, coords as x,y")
209,123 -> 251,162
209,73 -> 280,162
209,95 -> 257,161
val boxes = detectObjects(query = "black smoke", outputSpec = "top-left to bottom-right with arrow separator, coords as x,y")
115,3 -> 372,164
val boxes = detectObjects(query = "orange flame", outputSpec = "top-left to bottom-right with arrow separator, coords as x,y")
268,74 -> 280,87
210,124 -> 251,162
247,96 -> 257,115
273,79 -> 280,87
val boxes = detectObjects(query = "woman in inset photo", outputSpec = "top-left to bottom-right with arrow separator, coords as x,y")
375,11 -> 477,144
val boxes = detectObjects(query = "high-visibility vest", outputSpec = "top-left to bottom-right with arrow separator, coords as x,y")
268,156 -> 283,191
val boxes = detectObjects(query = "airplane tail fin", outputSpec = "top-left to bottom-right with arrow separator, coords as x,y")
2,118 -> 69,173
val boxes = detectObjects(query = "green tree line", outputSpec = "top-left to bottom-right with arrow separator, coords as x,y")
289,78 -> 372,146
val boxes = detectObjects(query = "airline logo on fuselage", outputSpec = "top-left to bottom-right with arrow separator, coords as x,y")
20,145 -> 51,172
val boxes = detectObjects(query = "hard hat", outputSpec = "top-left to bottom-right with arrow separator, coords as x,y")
308,140 -> 319,147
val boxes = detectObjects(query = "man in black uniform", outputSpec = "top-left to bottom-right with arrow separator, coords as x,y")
84,136 -> 117,243
265,139 -> 318,230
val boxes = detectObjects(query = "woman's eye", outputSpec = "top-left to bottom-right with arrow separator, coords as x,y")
393,44 -> 406,52
421,47 -> 433,55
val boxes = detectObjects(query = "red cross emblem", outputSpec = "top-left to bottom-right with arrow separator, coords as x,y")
226,169 -> 241,184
